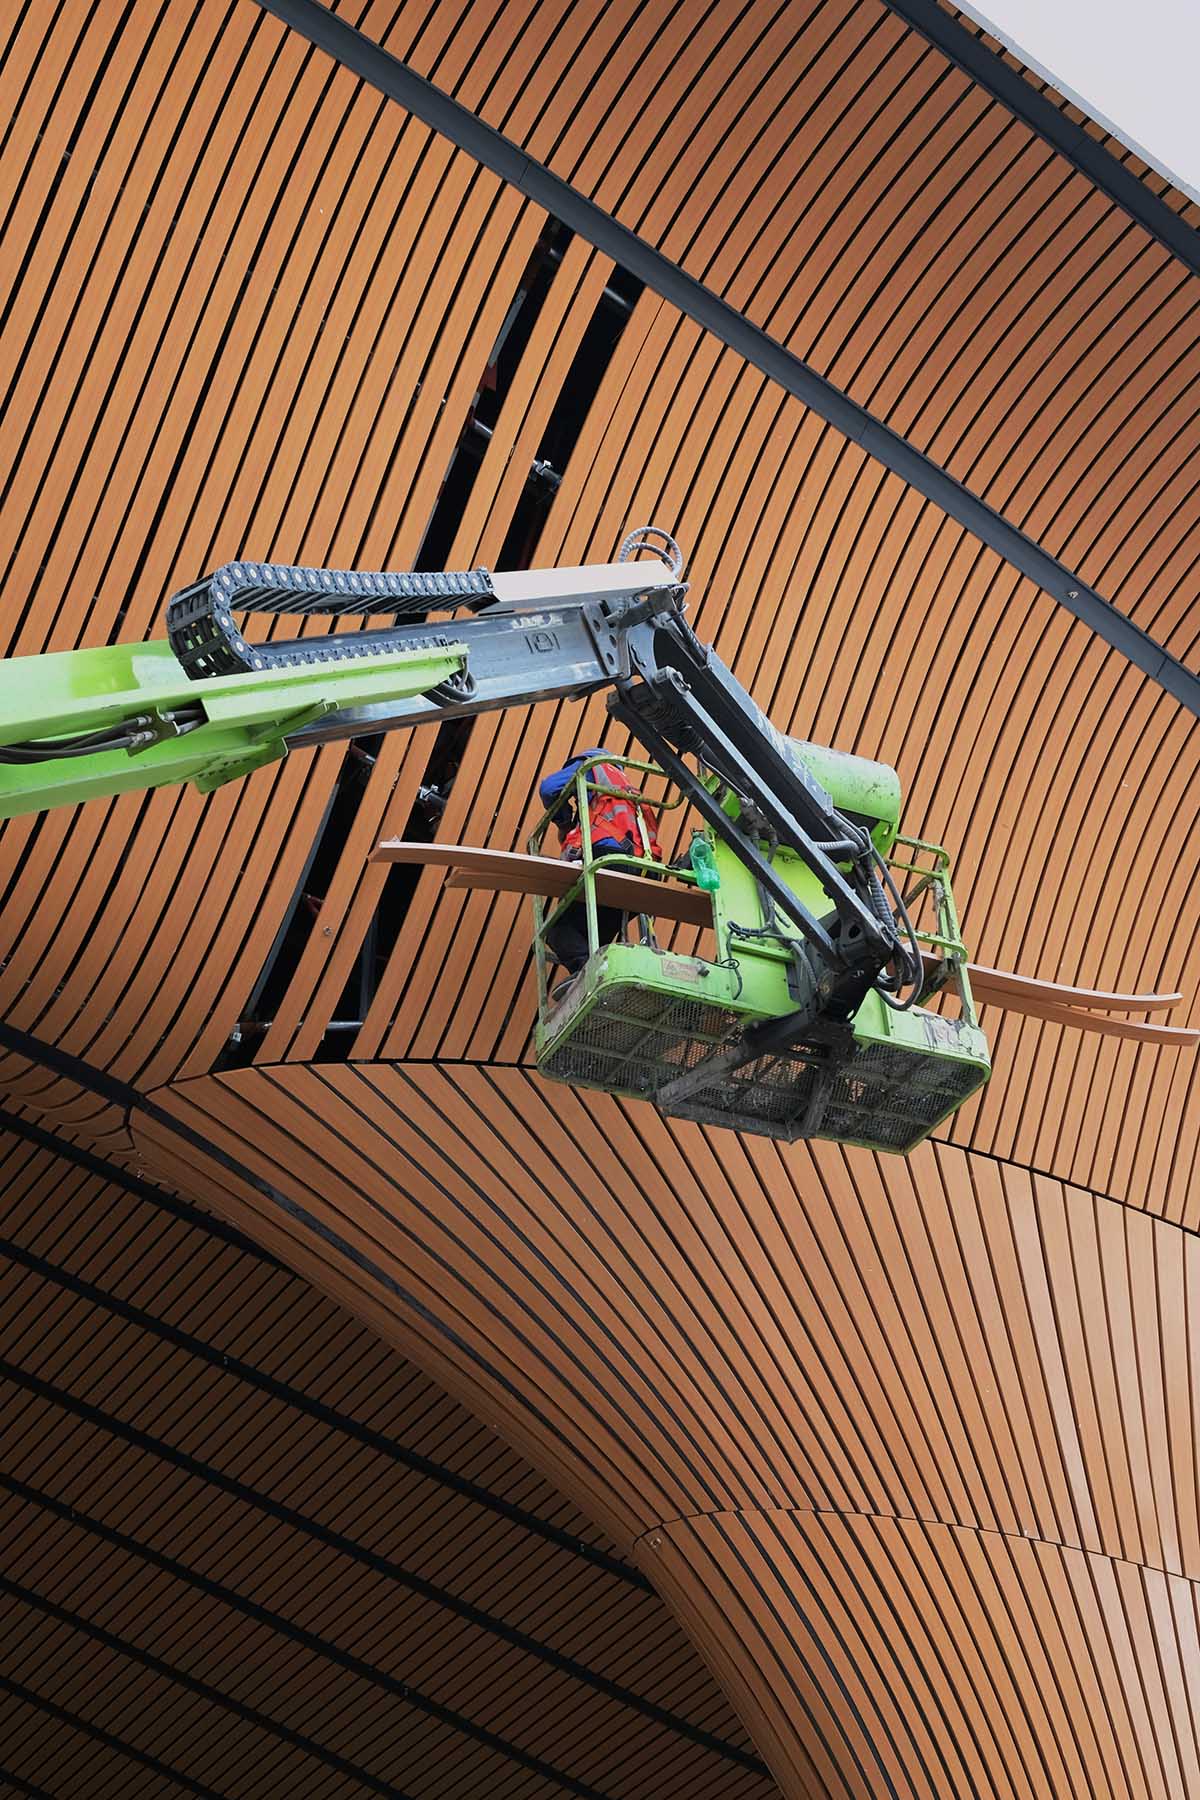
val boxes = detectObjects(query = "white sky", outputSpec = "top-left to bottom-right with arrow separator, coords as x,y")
956,0 -> 1200,206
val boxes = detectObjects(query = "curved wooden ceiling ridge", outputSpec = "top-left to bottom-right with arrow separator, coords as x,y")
140,1062 -> 1200,1799
0,1121 -> 774,1799
4,0 -> 1200,1794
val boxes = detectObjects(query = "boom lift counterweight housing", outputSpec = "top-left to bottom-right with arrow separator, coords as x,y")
0,528 -> 990,1149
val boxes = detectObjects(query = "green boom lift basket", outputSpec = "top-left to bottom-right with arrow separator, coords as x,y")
530,751 -> 990,1153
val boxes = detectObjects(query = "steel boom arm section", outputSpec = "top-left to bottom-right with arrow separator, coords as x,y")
0,547 -> 901,1006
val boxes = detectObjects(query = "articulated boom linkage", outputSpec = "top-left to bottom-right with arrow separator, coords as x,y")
607,606 -> 900,1013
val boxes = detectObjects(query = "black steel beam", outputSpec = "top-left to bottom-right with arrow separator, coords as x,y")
0,1107 -> 282,1267
254,0 -> 1200,716
0,1767 -> 53,1800
0,1672 -> 228,1800
879,0 -> 1200,281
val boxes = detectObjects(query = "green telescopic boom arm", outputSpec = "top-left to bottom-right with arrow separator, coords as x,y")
0,633 -> 475,819
0,552 -> 666,820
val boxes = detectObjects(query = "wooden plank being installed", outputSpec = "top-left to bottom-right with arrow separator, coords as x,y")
965,992 -> 1199,1045
963,961 -> 1182,1013
375,842 -> 1192,1040
372,841 -> 715,927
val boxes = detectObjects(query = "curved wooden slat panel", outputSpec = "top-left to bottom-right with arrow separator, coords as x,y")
0,1064 -> 127,1154
133,1059 -> 1200,1794
353,0 -> 1200,648
645,1509 -> 1200,1800
6,2 -> 1200,1794
0,1125 -> 772,1800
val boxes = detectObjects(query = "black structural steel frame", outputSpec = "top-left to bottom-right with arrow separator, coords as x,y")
254,0 -> 1200,717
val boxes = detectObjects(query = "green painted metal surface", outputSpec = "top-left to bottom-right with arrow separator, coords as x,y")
710,738 -> 901,858
0,637 -> 467,818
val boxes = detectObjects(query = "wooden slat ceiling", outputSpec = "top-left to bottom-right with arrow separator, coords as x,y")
143,1064 -> 1200,1799
3,0 -> 1200,1794
338,0 -> 1200,650
0,1123 -> 773,1799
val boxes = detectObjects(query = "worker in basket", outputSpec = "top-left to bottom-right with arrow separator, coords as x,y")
539,749 -> 663,992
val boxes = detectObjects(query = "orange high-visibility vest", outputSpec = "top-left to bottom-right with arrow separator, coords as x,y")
560,761 -> 662,861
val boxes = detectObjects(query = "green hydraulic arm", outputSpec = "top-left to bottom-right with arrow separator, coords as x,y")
0,634 -> 472,819
0,552 -> 675,820
1,533 -> 915,987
